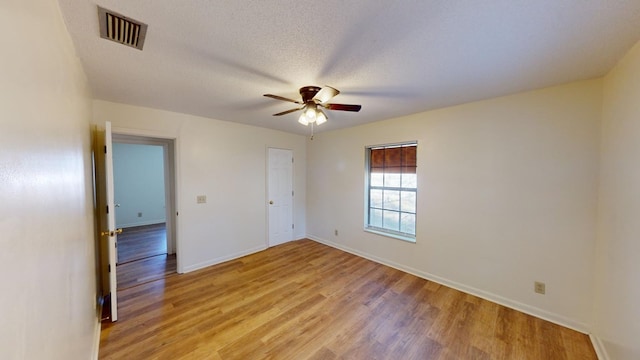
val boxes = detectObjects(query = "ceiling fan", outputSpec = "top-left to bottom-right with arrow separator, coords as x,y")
263,86 -> 361,126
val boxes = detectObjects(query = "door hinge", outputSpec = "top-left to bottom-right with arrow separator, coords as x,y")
115,242 -> 117,248
292,190 -> 294,196
292,157 -> 294,163
106,205 -> 109,214
108,264 -> 111,272
104,145 -> 107,154
176,211 -> 179,216
292,224 -> 294,229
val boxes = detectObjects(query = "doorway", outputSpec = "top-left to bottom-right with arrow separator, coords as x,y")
112,134 -> 178,289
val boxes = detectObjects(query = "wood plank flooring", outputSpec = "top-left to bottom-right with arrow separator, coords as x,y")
117,253 -> 177,289
118,223 -> 167,263
116,223 -> 176,290
99,240 -> 597,360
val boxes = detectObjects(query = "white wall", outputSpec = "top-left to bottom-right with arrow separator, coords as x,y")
113,143 -> 166,228
307,79 -> 602,331
594,40 -> 640,360
92,100 -> 307,272
0,0 -> 97,359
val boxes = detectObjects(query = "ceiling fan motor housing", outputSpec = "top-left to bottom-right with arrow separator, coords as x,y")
300,86 -> 321,103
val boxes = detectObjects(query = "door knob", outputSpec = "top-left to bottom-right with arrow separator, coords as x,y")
269,200 -> 274,205
100,229 -> 123,237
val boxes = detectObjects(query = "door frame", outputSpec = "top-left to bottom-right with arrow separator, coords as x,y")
112,127 -> 182,273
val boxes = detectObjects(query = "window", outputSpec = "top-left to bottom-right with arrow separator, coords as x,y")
365,142 -> 417,241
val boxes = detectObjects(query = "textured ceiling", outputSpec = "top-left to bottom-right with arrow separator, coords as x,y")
57,0 -> 640,135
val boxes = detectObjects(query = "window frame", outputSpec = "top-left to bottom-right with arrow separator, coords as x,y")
364,141 -> 417,243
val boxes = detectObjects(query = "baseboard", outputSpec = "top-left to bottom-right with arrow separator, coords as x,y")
308,235 -> 591,334
182,245 -> 267,273
589,334 -> 610,360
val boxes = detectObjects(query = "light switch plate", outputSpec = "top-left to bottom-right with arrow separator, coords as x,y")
196,195 -> 207,204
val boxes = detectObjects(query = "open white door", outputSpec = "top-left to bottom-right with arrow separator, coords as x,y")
96,121 -> 120,321
268,148 -> 293,247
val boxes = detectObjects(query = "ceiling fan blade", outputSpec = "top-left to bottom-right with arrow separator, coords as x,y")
323,103 -> 362,112
264,94 -> 302,104
313,86 -> 340,103
273,107 -> 303,116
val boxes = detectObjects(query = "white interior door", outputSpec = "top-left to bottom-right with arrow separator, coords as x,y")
268,148 -> 293,247
96,121 -> 119,321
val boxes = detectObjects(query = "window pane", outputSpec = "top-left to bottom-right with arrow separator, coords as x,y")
370,189 -> 383,208
371,173 -> 383,187
366,142 -> 417,240
400,191 -> 416,213
369,208 -> 383,227
401,173 -> 417,189
383,190 -> 400,211
383,210 -> 400,231
400,213 -> 416,235
384,172 -> 401,187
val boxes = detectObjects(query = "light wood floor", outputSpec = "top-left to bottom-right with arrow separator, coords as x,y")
99,240 -> 597,360
117,253 -> 177,290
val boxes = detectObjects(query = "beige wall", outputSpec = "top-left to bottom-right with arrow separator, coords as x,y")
307,79 -> 602,331
595,40 -> 640,360
0,0 -> 97,359
92,100 -> 307,272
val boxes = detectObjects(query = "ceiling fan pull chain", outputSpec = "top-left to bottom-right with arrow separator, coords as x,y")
310,122 -> 315,141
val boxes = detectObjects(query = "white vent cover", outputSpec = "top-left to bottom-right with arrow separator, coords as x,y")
98,6 -> 147,50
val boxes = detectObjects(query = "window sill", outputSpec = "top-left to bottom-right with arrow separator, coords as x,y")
364,227 -> 416,243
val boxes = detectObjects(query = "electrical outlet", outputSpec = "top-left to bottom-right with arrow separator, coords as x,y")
137,212 -> 142,217
334,229 -> 338,236
534,281 -> 546,295
196,195 -> 207,204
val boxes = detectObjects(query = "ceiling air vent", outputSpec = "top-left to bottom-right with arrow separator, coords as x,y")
98,6 -> 147,50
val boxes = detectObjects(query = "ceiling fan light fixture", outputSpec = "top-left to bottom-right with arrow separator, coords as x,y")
264,85 -> 361,129
298,113 -> 309,126
315,109 -> 327,125
304,104 -> 317,121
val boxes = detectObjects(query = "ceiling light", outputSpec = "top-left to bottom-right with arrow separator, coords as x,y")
304,104 -> 317,122
264,86 -> 362,132
315,109 -> 327,125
